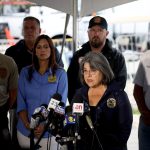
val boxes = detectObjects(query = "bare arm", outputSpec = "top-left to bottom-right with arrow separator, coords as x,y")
133,84 -> 150,125
8,88 -> 17,109
18,110 -> 30,130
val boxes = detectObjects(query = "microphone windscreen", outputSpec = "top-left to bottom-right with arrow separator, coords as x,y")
59,101 -> 65,107
40,105 -> 49,119
54,102 -> 65,115
52,93 -> 62,101
41,104 -> 48,109
33,107 -> 41,114
48,93 -> 62,110
71,94 -> 83,104
65,105 -> 72,114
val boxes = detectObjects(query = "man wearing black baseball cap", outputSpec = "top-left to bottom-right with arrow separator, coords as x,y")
88,16 -> 108,30
67,16 -> 127,103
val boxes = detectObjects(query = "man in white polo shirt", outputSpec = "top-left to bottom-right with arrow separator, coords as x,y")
133,50 -> 150,150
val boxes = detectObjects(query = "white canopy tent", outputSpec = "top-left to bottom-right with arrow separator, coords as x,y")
27,0 -> 138,53
28,0 -> 138,17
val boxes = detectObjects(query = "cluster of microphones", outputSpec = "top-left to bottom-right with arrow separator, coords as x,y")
30,93 -> 94,147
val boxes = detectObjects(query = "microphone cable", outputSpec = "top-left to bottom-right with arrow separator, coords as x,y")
56,142 -> 60,150
86,115 -> 103,150
92,129 -> 103,150
47,133 -> 60,150
47,132 -> 52,150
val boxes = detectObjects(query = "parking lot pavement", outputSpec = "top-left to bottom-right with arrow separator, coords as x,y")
127,114 -> 139,150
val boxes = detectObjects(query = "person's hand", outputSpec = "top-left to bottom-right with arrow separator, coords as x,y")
24,122 -> 30,130
34,124 -> 45,138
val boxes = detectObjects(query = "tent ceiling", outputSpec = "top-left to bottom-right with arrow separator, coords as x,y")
28,0 -> 138,17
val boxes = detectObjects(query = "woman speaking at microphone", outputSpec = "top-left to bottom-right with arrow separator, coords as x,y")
70,51 -> 133,150
16,34 -> 68,150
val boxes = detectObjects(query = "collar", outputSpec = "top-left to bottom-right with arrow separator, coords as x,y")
33,67 -> 53,75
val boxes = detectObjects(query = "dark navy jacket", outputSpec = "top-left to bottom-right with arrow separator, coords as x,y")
67,40 -> 127,103
5,39 -> 64,73
70,81 -> 133,150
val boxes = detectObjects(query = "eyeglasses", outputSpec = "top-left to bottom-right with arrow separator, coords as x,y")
83,69 -> 97,76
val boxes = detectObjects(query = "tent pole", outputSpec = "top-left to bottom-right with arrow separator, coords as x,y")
59,13 -> 70,63
73,0 -> 78,53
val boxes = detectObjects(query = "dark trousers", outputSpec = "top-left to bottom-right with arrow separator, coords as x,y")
0,102 -> 12,149
9,108 -> 21,149
9,108 -> 29,150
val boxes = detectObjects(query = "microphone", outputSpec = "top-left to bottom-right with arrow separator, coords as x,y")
72,103 -> 84,115
72,103 -> 84,140
29,104 -> 49,149
45,93 -> 63,130
54,101 -> 65,115
40,104 -> 49,120
83,103 -> 103,149
85,115 -> 94,130
63,106 -> 76,137
72,92 -> 85,115
34,93 -> 63,149
83,101 -> 94,130
30,104 -> 48,129
70,101 -> 102,149
50,101 -> 65,136
55,105 -> 77,145
47,93 -> 62,110
71,94 -> 84,141
56,103 -> 83,145
46,93 -> 62,126
72,101 -> 94,130
64,106 -> 76,126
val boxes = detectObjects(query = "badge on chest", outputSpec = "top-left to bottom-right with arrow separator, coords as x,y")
48,75 -> 57,82
107,98 -> 116,108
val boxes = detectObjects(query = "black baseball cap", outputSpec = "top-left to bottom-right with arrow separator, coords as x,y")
88,16 -> 108,30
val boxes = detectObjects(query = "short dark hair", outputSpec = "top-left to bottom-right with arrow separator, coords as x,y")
23,16 -> 40,26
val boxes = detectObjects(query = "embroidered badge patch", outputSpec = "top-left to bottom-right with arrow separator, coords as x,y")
107,98 -> 116,108
93,16 -> 101,24
48,75 -> 56,82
